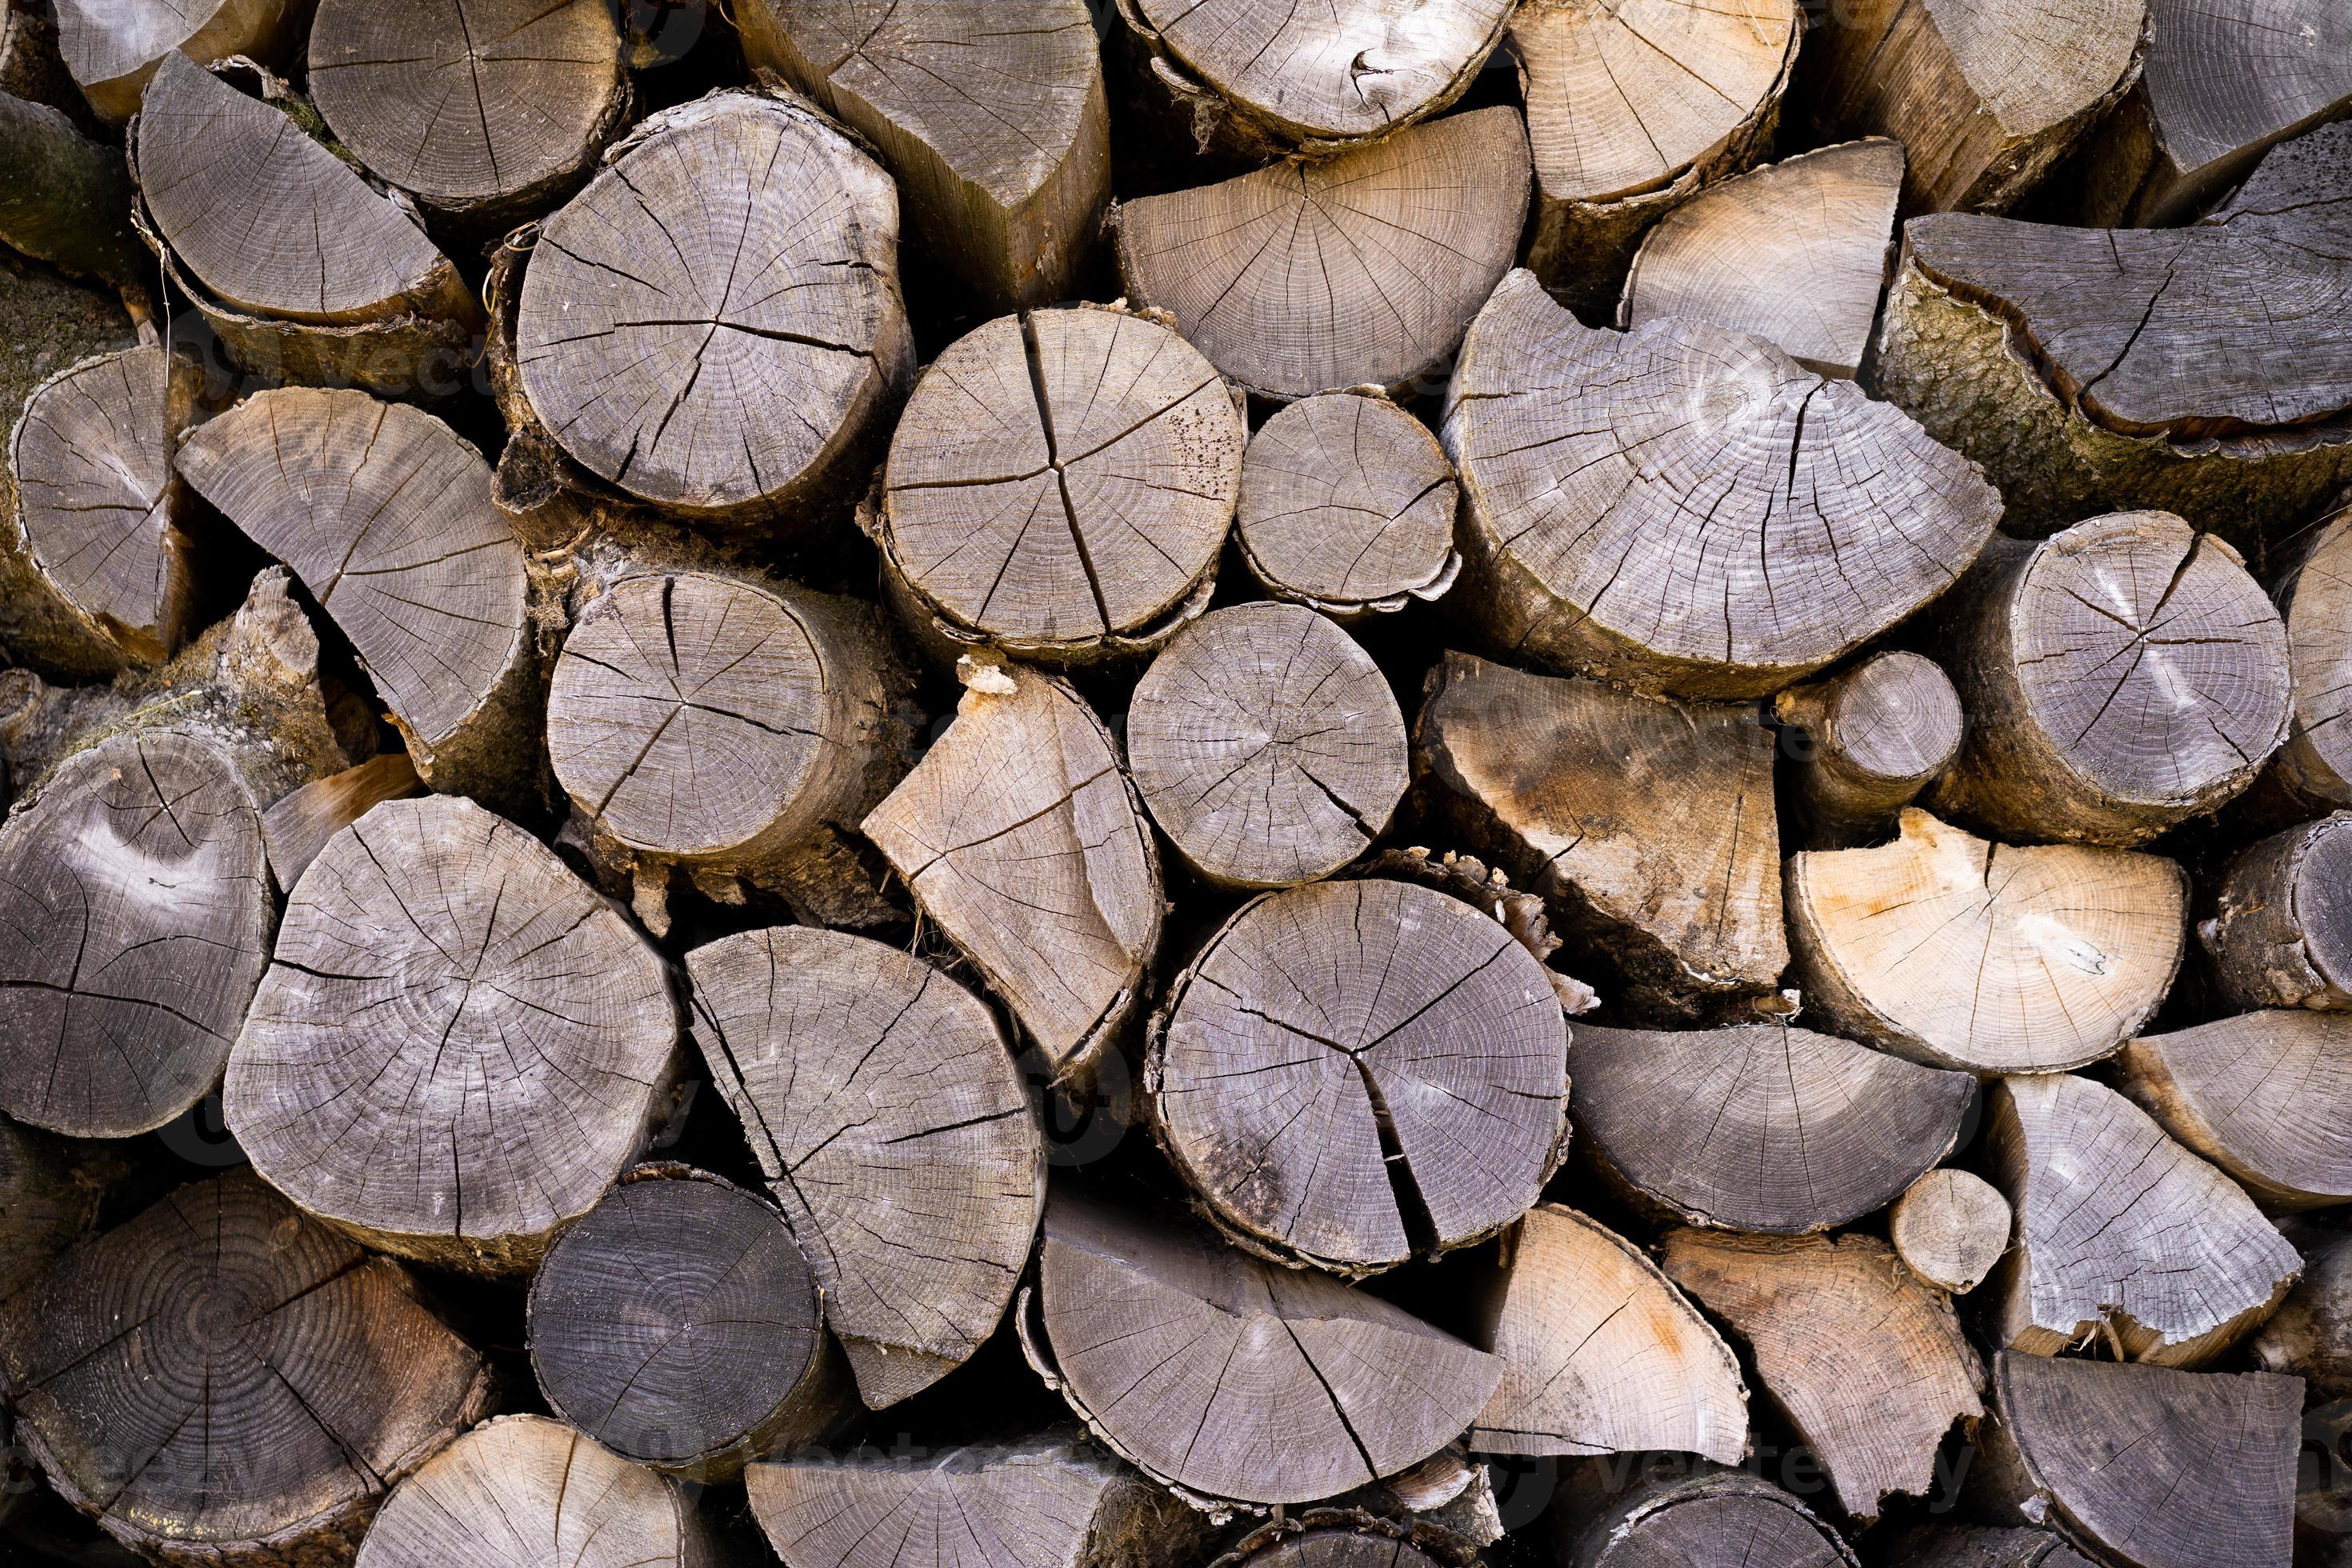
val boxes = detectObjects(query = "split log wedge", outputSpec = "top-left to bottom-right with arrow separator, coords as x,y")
54,0 -> 309,123
1774,651 -> 1966,846
1890,1168 -> 2014,1295
2201,812 -> 2352,1010
2119,1010 -> 2352,1208
1549,1461 -> 1859,1568
2271,499 -> 2352,807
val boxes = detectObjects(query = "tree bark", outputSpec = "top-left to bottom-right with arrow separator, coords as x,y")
1126,602 -> 1407,890
1443,270 -> 2002,697
2200,812 -> 2352,1010
225,794 -> 681,1274
1774,651 -> 1966,846
2270,496 -> 2352,808
862,662 -> 1161,1084
1570,1022 -> 1974,1234
354,1414 -> 724,1568
2118,1011 -> 2352,1208
2,0 -> 98,124
1416,650 -> 1786,1012
2250,1223 -> 2352,1396
1547,1458 -> 1860,1568
686,924 -> 1045,1410
1890,1167 -> 2014,1295
0,90 -> 146,300
738,0 -> 1110,314
1466,1203 -> 1748,1464
1512,0 -> 1799,320
1887,1529 -> 2095,1567
1019,1189 -> 1502,1510
1620,138 -> 1902,378
874,305 -> 1242,663
1786,810 -> 2188,1074
258,750 -> 421,890
0,1168 -> 492,1568
0,1114 -> 122,1306
1210,1521 -> 1461,1568
1987,1071 -> 2302,1366
1115,108 -> 1531,402
1146,876 -> 1570,1276
1234,388 -> 1458,620
53,0 -> 310,124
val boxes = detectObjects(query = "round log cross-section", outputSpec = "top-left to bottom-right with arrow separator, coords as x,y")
1226,1528 -> 1451,1568
2274,503 -> 2352,806
2201,812 -> 2352,1011
0,730 -> 270,1138
1774,651 -> 1966,843
1148,877 -> 1570,1275
1554,1464 -> 1859,1568
226,795 -> 678,1273
1889,1168 -> 2013,1295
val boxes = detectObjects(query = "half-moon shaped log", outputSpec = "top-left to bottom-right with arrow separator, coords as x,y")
0,1169 -> 490,1566
2118,1010 -> 2352,1209
2273,503 -> 2352,806
686,925 -> 1044,1408
515,90 -> 913,523
1552,1462 -> 1860,1567
1570,1022 -> 1974,1233
0,730 -> 270,1138
1468,1204 -> 1747,1462
54,0 -> 309,123
1026,1190 -> 1502,1506
1787,810 -> 2187,1074
226,795 -> 678,1273
1444,270 -> 2002,697
1889,1168 -> 2013,1295
2200,812 -> 2352,1011
1148,877 -> 1570,1275
1117,107 -> 1532,402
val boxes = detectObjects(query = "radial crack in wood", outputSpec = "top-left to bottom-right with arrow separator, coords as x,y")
54,0 -> 309,123
1775,651 -> 1966,846
1549,1460 -> 1861,1568
2271,498 -> 2352,807
1890,1168 -> 2014,1295
2201,812 -> 2352,1010
2119,1010 -> 2352,1209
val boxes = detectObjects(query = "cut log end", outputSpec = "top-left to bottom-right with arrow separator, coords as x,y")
56,0 -> 309,124
2202,812 -> 2352,1011
2276,499 -> 2352,806
1890,1167 -> 2014,1294
2119,1010 -> 2352,1208
1774,650 -> 1964,842
1551,1460 -> 1860,1568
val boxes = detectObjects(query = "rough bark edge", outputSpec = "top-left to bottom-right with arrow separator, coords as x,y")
1211,1507 -> 1482,1568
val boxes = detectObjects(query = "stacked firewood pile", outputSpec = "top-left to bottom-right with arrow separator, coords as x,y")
2,0 -> 2350,1564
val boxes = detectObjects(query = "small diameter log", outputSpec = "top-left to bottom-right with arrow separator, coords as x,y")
1115,108 -> 1532,402
1984,1352 -> 2299,1568
1886,1528 -> 2096,1568
862,663 -> 1160,1081
0,730 -> 271,1138
2272,501 -> 2352,807
1775,651 -> 1966,845
738,0 -> 1109,313
2201,813 -> 2352,1010
1417,650 -> 1786,1005
2251,1226 -> 2352,1396
259,750 -> 422,890
1570,1023 -> 1974,1234
875,306 -> 1241,662
1987,1071 -> 2302,1366
226,795 -> 679,1274
354,1414 -> 721,1568
177,386 -> 540,813
1890,1168 -> 2014,1295
0,1169 -> 491,1567
2119,1011 -> 2352,1209
307,0 -> 627,228
1662,1230 -> 1984,1522
513,89 -> 914,527
529,1166 -> 848,1480
0,1115 -> 122,1305
130,54 -> 482,398
686,926 -> 1044,1409
1146,877 -> 1570,1276
1022,1190 -> 1502,1508
1467,1204 -> 1748,1463
1549,1461 -> 1859,1568
748,1432 -> 1207,1568
1443,270 -> 2002,697
1126,603 -> 1407,889
53,0 -> 306,123
0,90 -> 145,298
548,569 -> 910,928
1926,515 -> 2290,846
1797,0 -> 2146,214
1234,390 -> 1458,620
1621,139 -> 1903,379
1786,810 -> 2187,1074
7,342 -> 202,676
1512,0 -> 1800,318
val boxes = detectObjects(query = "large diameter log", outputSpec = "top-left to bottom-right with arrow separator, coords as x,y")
514,88 -> 914,526
1926,515 -> 2289,846
306,0 -> 627,229
1986,1352 -> 2299,1568
226,795 -> 680,1274
748,1433 -> 1207,1568
355,1414 -> 722,1568
53,0 -> 306,123
1512,0 -> 1800,318
1147,877 -> 1569,1276
876,306 -> 1241,662
2272,500 -> 2352,806
1467,1204 -> 1747,1463
1126,603 -> 1407,890
0,90 -> 145,298
1988,1071 -> 2302,1366
2119,1011 -> 2352,1209
176,386 -> 540,813
1115,108 -> 1532,402
1890,1168 -> 2014,1295
1570,1022 -> 1974,1234
1415,651 -> 1785,1007
1022,1190 -> 1502,1507
1620,139 -> 1903,379
1787,810 -> 2186,1074
1797,0 -> 2146,214
1442,270 -> 2002,697
686,926 -> 1044,1409
738,0 -> 1109,313
0,1169 -> 491,1566
1774,651 -> 1966,845
2201,813 -> 2352,1010
2251,1226 -> 2352,1396
1549,1461 -> 1859,1568
862,663 -> 1160,1081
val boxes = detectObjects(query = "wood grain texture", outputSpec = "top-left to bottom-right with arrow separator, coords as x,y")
54,0 -> 306,122
1775,651 -> 1966,844
1890,1168 -> 2014,1294
2272,499 -> 2352,806
2119,1010 -> 2352,1209
2201,812 -> 2352,1010
1550,1462 -> 1860,1568
259,752 -> 422,891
